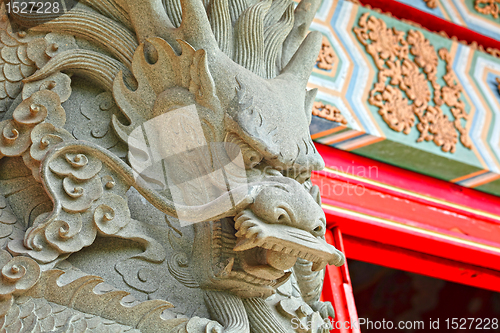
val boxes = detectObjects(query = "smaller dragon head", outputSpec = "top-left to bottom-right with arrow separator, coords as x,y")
191,174 -> 344,298
224,68 -> 324,180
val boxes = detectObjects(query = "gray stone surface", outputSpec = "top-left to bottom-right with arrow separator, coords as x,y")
0,0 -> 345,331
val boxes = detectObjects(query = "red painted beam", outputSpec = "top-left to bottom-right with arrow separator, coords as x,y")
315,143 -> 500,291
322,201 -> 500,272
314,143 -> 500,217
343,234 -> 500,293
315,171 -> 500,246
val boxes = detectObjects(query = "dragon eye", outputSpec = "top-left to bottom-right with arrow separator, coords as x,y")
276,208 -> 291,223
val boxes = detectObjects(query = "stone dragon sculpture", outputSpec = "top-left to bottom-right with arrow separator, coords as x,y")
0,0 -> 345,332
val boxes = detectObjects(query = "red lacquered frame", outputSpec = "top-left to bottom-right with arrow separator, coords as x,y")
315,144 -> 500,332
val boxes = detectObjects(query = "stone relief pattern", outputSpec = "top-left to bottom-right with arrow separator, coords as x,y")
354,13 -> 472,153
0,194 -> 24,249
0,0 -> 347,332
0,266 -> 221,333
0,9 -> 225,330
0,15 -> 35,120
475,0 -> 500,19
0,8 -> 82,121
71,91 -> 127,157
2,297 -> 141,333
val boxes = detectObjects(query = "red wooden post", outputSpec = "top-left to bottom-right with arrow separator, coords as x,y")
322,228 -> 360,333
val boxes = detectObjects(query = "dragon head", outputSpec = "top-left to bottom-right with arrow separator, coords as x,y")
102,0 -> 340,298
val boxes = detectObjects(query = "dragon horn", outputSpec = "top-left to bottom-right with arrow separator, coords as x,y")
278,31 -> 322,87
179,0 -> 219,52
121,0 -> 174,43
123,0 -> 219,54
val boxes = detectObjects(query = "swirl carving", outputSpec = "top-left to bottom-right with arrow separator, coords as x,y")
0,88 -> 73,182
0,250 -> 40,317
475,0 -> 500,18
94,194 -> 131,235
0,250 -> 40,297
10,141 -> 167,265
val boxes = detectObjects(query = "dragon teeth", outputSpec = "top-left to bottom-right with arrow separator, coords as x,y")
233,237 -> 263,251
234,236 -> 330,269
271,244 -> 283,252
261,242 -> 271,249
311,260 -> 327,272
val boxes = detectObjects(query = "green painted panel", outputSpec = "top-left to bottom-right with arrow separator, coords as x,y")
474,178 -> 500,196
351,140 -> 483,182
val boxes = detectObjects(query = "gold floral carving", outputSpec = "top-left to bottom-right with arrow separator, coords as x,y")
423,0 -> 438,9
354,13 -> 472,153
312,101 -> 348,124
475,0 -> 500,19
347,0 -> 500,60
316,37 -> 336,71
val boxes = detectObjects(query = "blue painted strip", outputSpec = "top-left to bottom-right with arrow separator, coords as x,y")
331,0 -> 380,136
331,133 -> 369,148
455,171 -> 496,187
453,44 -> 499,172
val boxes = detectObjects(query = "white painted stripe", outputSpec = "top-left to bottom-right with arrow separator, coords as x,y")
334,1 -> 381,136
454,46 -> 499,172
316,0 -> 334,22
335,134 -> 379,150
474,57 -> 500,170
310,22 -> 350,92
441,0 -> 466,25
458,172 -> 497,187
315,90 -> 361,131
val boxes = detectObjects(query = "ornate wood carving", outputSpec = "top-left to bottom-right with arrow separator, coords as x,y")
423,0 -> 438,9
316,37 -> 336,71
475,0 -> 500,19
354,13 -> 472,153
312,101 -> 348,124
